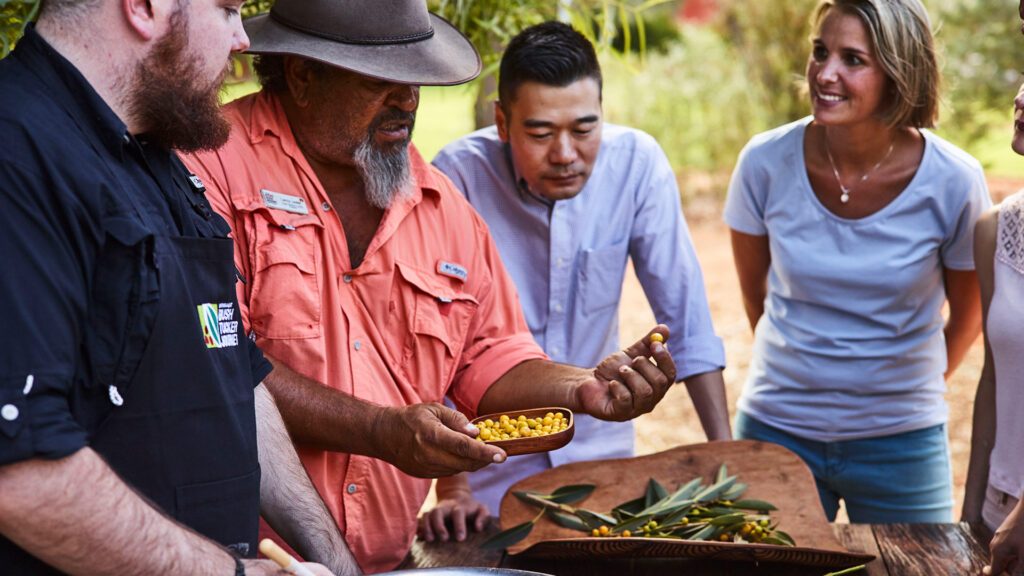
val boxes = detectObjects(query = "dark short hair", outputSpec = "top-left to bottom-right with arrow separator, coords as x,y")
498,21 -> 602,113
253,54 -> 288,93
254,54 -> 331,94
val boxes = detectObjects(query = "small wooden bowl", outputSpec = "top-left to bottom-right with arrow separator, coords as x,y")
471,407 -> 575,457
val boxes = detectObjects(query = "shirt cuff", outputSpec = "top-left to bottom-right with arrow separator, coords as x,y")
670,334 -> 726,381
449,333 -> 548,418
246,336 -> 273,387
0,374 -> 88,467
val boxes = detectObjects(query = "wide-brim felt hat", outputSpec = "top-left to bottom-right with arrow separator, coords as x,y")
244,0 -> 481,86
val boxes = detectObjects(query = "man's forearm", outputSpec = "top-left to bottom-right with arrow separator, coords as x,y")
255,385 -> 360,576
262,357 -> 387,457
682,369 -> 732,441
477,359 -> 588,416
0,448 -> 234,576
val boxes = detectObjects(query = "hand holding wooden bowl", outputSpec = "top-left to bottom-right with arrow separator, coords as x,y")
471,407 -> 574,457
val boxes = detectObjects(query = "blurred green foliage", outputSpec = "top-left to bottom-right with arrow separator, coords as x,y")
3,0 -> 1022,182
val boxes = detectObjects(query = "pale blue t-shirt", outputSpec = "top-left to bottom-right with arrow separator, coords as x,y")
724,117 -> 991,442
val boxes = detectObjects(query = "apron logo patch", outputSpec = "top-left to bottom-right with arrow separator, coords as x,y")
261,189 -> 309,215
437,260 -> 468,282
197,302 -> 240,349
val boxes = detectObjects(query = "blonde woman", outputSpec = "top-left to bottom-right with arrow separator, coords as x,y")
725,0 -> 990,523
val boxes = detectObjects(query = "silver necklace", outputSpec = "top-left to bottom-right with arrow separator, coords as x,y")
823,132 -> 896,204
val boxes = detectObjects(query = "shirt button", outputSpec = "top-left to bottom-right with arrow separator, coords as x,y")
346,483 -> 357,494
343,274 -> 353,284
121,133 -> 130,144
321,202 -> 332,212
1,404 -> 18,421
554,303 -> 564,313
551,347 -> 560,356
353,340 -> 362,351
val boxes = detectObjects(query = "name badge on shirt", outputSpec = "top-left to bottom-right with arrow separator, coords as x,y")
437,260 -> 468,283
187,174 -> 206,192
261,189 -> 309,215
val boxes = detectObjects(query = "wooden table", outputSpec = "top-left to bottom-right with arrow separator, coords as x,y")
401,522 -> 992,575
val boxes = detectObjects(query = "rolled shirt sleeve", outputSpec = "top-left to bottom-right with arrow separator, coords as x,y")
0,160 -> 91,466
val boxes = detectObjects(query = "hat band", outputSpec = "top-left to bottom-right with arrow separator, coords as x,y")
269,10 -> 435,45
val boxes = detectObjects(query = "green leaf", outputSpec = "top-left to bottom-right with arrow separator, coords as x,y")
644,478 -> 669,508
512,490 -> 538,506
548,484 -> 596,504
719,482 -> 749,502
709,512 -> 747,526
658,504 -> 693,527
481,520 -> 535,550
637,476 -> 703,516
546,509 -> 592,533
728,499 -> 778,512
771,529 -> 796,546
611,513 -> 655,534
577,508 -> 618,528
689,524 -> 719,541
611,496 -> 645,519
716,463 -> 728,484
692,475 -> 737,504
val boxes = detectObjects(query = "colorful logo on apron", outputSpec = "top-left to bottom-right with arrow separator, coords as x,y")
197,302 -> 240,349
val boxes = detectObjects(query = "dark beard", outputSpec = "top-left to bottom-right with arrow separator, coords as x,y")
354,109 -> 415,209
128,5 -> 230,152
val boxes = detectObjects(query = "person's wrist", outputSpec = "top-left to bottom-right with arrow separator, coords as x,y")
437,486 -> 474,502
367,404 -> 396,460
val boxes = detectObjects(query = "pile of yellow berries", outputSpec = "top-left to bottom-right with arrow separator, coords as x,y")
475,412 -> 569,442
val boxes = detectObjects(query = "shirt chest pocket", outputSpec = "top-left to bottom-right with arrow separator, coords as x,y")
393,262 -> 479,388
242,206 -> 324,340
578,241 -> 628,315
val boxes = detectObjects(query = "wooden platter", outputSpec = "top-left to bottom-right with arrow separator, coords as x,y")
498,440 -> 875,570
472,408 -> 574,457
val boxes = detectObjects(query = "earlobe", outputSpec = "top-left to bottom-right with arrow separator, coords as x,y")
284,56 -> 314,107
494,101 -> 509,142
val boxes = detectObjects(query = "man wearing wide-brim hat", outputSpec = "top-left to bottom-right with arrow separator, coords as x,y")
183,0 -> 678,571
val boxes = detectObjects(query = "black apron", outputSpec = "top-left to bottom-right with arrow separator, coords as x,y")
6,159 -> 263,574
90,231 -> 262,556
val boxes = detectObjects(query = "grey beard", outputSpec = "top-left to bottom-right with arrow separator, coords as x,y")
354,139 -> 413,210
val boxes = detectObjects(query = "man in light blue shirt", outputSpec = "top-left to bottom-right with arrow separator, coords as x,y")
418,21 -> 730,542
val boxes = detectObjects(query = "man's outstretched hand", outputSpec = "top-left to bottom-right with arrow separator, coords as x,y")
578,326 -> 676,421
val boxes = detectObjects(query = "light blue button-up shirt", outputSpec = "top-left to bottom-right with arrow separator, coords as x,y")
433,124 -> 725,514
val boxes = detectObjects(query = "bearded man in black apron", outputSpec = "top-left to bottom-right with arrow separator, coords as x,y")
0,1 -> 358,574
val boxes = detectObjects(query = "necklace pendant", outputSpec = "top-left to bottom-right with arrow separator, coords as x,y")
840,192 -> 850,203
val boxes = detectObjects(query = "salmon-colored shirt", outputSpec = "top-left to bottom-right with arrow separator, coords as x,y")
182,90 -> 546,573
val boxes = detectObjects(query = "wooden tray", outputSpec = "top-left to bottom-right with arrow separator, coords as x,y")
471,408 -> 574,457
498,440 -> 875,569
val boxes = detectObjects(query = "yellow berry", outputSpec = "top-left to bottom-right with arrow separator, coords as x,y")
650,332 -> 665,344
622,530 -> 632,537
591,528 -> 600,537
598,525 -> 610,536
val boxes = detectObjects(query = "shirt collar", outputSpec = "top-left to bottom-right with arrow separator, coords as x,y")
15,25 -> 132,158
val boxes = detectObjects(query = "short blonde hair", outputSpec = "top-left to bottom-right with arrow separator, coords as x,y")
811,0 -> 940,128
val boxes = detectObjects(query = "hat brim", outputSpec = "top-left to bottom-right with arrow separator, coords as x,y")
243,12 -> 481,86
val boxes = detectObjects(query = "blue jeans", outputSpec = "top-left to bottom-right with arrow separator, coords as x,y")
735,412 -> 953,523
